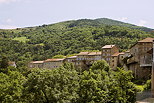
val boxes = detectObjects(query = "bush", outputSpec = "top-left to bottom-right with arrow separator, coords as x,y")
143,79 -> 151,90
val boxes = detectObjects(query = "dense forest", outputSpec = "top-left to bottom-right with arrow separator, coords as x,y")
0,18 -> 153,67
0,18 -> 153,102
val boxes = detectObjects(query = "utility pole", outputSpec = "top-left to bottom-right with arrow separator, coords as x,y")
151,40 -> 154,97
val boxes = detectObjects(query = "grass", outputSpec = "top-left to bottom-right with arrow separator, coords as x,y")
13,37 -> 29,43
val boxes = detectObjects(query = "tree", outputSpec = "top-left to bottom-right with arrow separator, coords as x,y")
108,68 -> 137,103
0,56 -> 9,73
0,56 -> 9,69
78,60 -> 111,102
78,60 -> 138,103
22,63 -> 79,103
0,71 -> 25,102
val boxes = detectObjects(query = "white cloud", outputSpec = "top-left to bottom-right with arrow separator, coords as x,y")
118,17 -> 128,22
138,20 -> 147,26
0,0 -> 20,4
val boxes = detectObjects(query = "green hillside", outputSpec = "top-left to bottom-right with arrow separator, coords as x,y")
0,18 -> 153,66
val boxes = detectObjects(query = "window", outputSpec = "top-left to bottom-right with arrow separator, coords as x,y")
106,58 -> 110,61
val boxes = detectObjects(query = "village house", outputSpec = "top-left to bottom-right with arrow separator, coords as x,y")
64,56 -> 77,65
28,61 -> 44,69
75,52 -> 102,68
110,52 -> 125,70
8,61 -> 17,68
127,37 -> 154,79
43,59 -> 64,69
110,52 -> 119,69
101,45 -> 119,65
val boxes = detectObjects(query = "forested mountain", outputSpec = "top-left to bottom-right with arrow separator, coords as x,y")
0,18 -> 153,66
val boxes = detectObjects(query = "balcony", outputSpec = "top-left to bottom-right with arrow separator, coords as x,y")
140,56 -> 152,67
140,64 -> 152,67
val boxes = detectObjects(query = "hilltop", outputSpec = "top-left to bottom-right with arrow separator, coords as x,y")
95,18 -> 154,32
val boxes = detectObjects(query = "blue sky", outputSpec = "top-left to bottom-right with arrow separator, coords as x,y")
0,0 -> 154,29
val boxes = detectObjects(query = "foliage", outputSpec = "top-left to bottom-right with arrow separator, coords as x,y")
22,63 -> 79,103
108,68 -> 137,103
0,61 -> 138,102
0,55 -> 9,73
78,61 -> 137,103
52,55 -> 66,59
135,85 -> 144,92
13,37 -> 30,43
95,18 -> 154,32
0,70 -> 25,102
143,79 -> 151,90
78,61 -> 111,102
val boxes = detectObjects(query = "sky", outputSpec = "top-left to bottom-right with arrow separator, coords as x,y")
0,0 -> 154,29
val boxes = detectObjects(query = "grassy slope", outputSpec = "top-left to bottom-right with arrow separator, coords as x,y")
13,37 -> 29,43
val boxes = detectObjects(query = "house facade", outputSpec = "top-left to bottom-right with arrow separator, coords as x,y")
28,59 -> 64,69
127,38 -> 154,79
28,61 -> 44,69
110,52 -> 125,70
101,45 -> 119,65
76,52 -> 102,68
43,59 -> 64,69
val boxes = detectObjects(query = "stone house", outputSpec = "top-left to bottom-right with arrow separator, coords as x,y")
28,61 -> 44,69
110,52 -> 125,70
127,38 -> 154,79
101,45 -> 119,65
75,52 -> 102,68
43,59 -> 64,69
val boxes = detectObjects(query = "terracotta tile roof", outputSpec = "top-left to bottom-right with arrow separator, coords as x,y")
119,52 -> 125,55
102,45 -> 115,49
31,61 -> 44,64
88,52 -> 101,55
66,56 -> 77,59
138,37 -> 154,43
77,52 -> 101,56
77,52 -> 89,55
112,53 -> 119,57
44,59 -> 64,62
